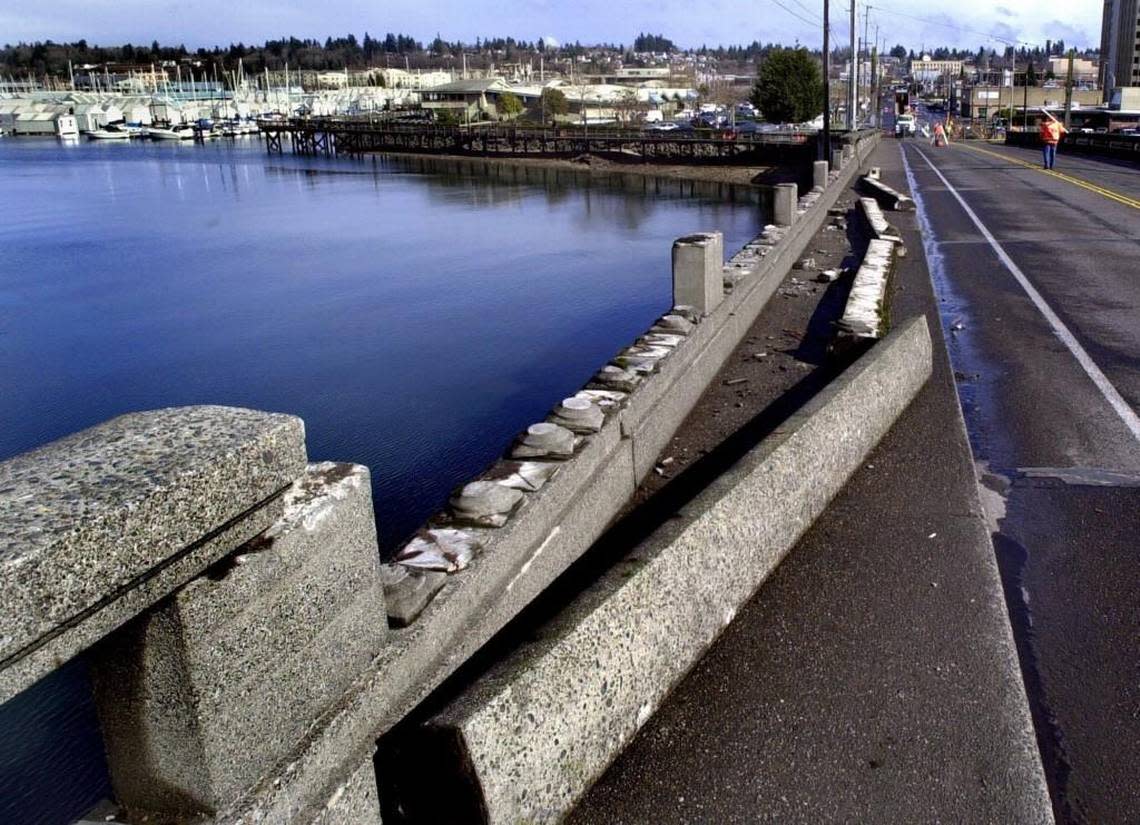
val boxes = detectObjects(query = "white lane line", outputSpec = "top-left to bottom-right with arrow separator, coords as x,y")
903,143 -> 1140,444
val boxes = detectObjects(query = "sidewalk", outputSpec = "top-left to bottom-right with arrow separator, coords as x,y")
568,140 -> 1053,824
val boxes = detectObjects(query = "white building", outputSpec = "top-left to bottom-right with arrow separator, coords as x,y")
12,111 -> 79,137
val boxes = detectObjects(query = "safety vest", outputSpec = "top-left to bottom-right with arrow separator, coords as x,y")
1040,121 -> 1062,145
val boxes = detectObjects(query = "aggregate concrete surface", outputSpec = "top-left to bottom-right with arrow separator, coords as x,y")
569,140 -> 1052,824
898,128 -> 1140,824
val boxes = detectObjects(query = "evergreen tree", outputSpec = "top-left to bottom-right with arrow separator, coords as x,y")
751,47 -> 822,124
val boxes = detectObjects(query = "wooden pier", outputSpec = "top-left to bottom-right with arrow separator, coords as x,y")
258,118 -> 817,165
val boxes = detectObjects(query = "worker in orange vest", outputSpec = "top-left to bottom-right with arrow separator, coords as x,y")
1038,111 -> 1067,170
932,120 -> 949,147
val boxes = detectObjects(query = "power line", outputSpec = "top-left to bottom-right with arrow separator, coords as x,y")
865,2 -> 1038,48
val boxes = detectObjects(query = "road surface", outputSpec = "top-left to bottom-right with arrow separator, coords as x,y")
895,133 -> 1140,824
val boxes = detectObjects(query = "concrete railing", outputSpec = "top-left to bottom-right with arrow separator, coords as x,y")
0,130 -> 880,825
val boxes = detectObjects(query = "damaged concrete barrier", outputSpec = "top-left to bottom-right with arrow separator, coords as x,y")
0,405 -> 307,703
861,173 -> 915,211
773,182 -> 798,227
835,238 -> 898,343
393,317 -> 934,825
91,461 -> 387,819
813,159 -> 829,190
671,231 -> 724,316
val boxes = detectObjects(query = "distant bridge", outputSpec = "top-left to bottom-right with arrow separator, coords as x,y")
258,118 -> 818,164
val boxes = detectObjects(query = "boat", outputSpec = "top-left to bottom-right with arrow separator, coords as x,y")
86,128 -> 131,140
147,125 -> 194,140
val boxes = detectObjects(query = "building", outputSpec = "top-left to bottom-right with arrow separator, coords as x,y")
1099,0 -> 1140,96
960,84 -> 1103,121
420,78 -> 539,121
11,111 -> 79,137
911,55 -> 964,82
1047,56 -> 1099,84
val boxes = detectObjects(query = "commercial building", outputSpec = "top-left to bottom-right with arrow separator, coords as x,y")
1099,0 -> 1140,95
911,55 -> 964,82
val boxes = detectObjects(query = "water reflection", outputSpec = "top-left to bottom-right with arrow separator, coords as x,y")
0,139 -> 761,825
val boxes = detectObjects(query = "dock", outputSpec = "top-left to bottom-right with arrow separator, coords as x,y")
258,117 -> 818,164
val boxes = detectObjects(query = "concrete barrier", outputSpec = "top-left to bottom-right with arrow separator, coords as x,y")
0,406 -> 306,703
773,182 -> 797,226
672,231 -> 724,316
813,159 -> 829,190
860,173 -> 915,211
395,316 -> 934,824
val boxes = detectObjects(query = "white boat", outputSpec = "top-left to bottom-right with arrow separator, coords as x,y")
87,128 -> 131,140
147,125 -> 194,140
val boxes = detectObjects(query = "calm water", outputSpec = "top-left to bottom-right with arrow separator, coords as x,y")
0,138 -> 760,823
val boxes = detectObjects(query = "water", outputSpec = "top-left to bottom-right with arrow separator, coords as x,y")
0,138 -> 761,823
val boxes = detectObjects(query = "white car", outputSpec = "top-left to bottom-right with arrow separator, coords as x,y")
895,113 -> 916,137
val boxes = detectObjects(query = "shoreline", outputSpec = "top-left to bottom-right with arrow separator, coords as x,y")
364,149 -> 799,187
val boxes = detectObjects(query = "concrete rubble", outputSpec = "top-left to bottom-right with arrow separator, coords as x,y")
396,527 -> 486,571
380,563 -> 447,627
549,397 -> 605,434
447,481 -> 526,527
511,422 -> 578,460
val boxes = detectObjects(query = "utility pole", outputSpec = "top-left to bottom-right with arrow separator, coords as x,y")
861,4 -> 870,128
823,0 -> 831,157
1063,48 -> 1075,129
871,43 -> 879,129
849,0 -> 857,129
1023,67 -> 1029,131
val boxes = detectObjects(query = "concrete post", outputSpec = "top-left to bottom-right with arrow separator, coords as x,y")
830,147 -> 844,171
672,231 -> 724,316
813,160 -> 829,190
773,183 -> 798,227
92,462 -> 389,818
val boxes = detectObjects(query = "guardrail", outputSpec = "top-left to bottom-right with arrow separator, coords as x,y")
1005,128 -> 1140,161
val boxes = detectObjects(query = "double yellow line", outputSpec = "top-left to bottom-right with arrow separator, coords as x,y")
957,142 -> 1140,210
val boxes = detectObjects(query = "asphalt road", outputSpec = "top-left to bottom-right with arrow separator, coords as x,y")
893,134 -> 1140,824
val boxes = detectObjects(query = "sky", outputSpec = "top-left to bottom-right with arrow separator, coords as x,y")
0,0 -> 1104,52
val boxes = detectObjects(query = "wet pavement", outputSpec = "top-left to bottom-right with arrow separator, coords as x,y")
898,133 -> 1140,824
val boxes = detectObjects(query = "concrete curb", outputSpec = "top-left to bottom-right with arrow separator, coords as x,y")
214,134 -> 885,824
400,316 -> 934,824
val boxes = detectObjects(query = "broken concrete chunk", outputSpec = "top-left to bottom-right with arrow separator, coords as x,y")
395,527 -> 485,573
511,422 -> 576,460
590,365 -> 641,393
640,333 -> 684,349
817,269 -> 841,283
614,344 -> 671,375
448,481 -> 525,528
549,397 -> 605,434
574,389 -> 628,410
670,305 -> 701,324
483,460 -> 561,492
380,564 -> 447,626
651,314 -> 694,335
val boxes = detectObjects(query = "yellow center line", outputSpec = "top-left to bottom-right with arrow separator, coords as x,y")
956,142 -> 1140,210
